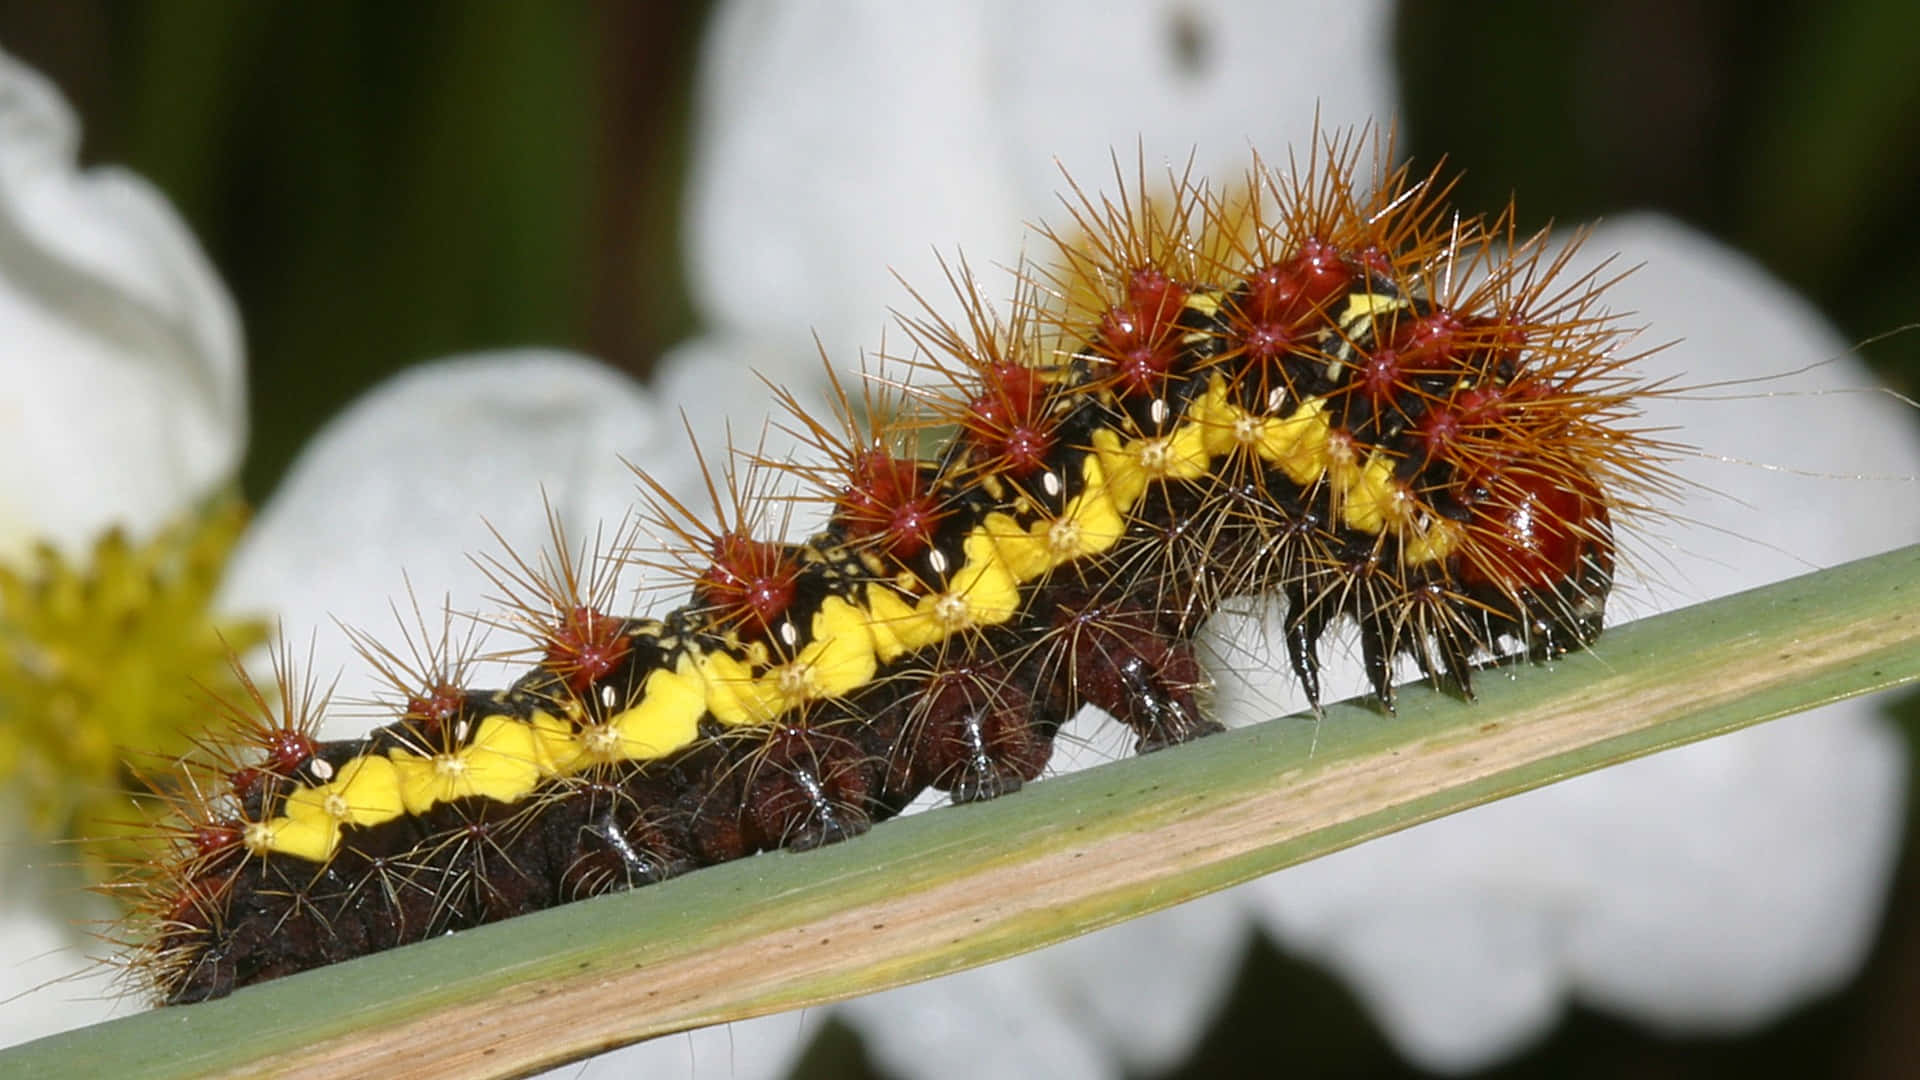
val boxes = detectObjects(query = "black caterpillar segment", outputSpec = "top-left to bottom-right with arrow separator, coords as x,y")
121,135 -> 1648,1004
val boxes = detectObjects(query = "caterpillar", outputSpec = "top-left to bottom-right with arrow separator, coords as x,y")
116,130 -> 1651,1007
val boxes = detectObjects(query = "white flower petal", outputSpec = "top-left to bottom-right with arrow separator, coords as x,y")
0,896 -> 126,1047
652,332 -> 837,487
685,0 -> 1393,374
557,1011 -> 821,1080
1562,715 -> 1901,1033
1015,887 -> 1253,1071
1596,214 -> 1920,601
985,0 -> 1394,213
0,47 -> 243,561
217,351 -> 677,720
844,957 -> 1112,1080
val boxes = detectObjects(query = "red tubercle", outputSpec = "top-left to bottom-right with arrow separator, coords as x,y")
995,426 -> 1057,476
164,882 -> 213,930
544,604 -> 632,694
1412,403 -> 1463,460
405,683 -> 467,735
1356,345 -> 1406,407
1125,266 -> 1187,328
963,363 -> 1058,477
1442,367 -> 1553,425
1451,385 -> 1504,428
1430,369 -> 1568,479
834,451 -> 945,558
227,766 -> 264,805
1357,245 -> 1396,279
1237,320 -> 1294,364
1245,239 -> 1353,323
230,728 -> 316,786
1454,465 -> 1613,593
1362,309 -> 1481,417
1232,239 -> 1356,363
695,533 -> 802,640
1489,320 -> 1529,361
162,867 -> 240,931
1094,265 -> 1191,397
966,363 -> 1045,429
1388,309 -> 1467,368
1448,378 -> 1572,453
1456,316 -> 1530,380
1500,377 -> 1556,406
190,821 -> 244,859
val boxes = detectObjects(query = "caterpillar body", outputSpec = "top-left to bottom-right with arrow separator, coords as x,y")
121,133 -> 1647,1005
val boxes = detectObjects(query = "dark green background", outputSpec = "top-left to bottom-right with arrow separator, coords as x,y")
6,2 -> 1917,1076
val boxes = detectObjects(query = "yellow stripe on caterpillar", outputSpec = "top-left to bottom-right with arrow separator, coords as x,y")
266,756 -> 407,862
1340,451 -> 1407,535
1184,375 -> 1335,487
706,595 -> 881,725
254,715 -> 555,862
607,659 -> 708,757
985,452 -> 1129,585
1401,515 -> 1465,566
1251,397 -> 1334,486
391,714 -> 549,816
242,388 -> 1438,865
933,529 -> 1021,630
864,528 -> 1023,665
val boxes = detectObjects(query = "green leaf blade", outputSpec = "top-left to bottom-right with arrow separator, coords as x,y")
8,544 -> 1916,1080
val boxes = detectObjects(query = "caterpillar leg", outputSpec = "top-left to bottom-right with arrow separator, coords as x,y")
689,726 -> 880,857
1040,591 -> 1221,753
876,657 -> 1057,806
556,775 -> 692,899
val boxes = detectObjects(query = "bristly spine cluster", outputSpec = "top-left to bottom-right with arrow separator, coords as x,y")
111,128 -> 1666,1005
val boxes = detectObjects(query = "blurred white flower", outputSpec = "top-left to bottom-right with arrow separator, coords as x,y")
680,0 -> 1391,364
0,49 -> 243,564
0,44 -> 245,1048
215,351 -> 682,719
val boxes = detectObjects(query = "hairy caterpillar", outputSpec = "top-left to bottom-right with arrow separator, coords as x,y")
117,131 -> 1654,1007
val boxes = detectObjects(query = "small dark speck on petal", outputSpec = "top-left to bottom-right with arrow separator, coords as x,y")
1167,6 -> 1210,79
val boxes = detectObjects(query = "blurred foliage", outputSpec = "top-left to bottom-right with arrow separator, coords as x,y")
2,0 -> 706,500
1396,0 -> 1920,395
2,0 -> 1917,1076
